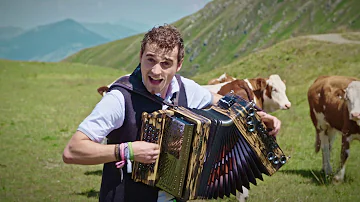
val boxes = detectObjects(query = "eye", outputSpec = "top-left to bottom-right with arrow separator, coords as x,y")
147,58 -> 156,63
160,61 -> 172,68
272,88 -> 278,92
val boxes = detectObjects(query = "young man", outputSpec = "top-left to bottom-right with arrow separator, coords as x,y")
63,24 -> 281,202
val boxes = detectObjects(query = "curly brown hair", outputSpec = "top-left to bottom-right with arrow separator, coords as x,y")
140,24 -> 185,64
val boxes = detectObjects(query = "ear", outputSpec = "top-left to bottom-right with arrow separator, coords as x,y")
257,78 -> 267,90
176,59 -> 183,72
334,88 -> 346,100
139,50 -> 143,62
343,89 -> 348,100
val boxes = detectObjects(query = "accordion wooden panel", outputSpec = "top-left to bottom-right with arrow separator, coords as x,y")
132,93 -> 287,200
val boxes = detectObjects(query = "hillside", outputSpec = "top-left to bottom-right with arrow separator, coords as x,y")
1,35 -> 360,202
0,19 -> 109,62
81,22 -> 140,41
63,0 -> 360,77
192,32 -> 360,84
0,26 -> 24,40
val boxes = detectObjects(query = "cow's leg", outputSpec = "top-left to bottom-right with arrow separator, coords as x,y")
236,187 -> 249,202
327,128 -> 337,152
333,134 -> 350,183
319,129 -> 332,175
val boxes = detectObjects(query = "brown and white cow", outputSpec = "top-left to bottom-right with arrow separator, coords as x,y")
211,74 -> 291,113
207,73 -> 236,85
308,75 -> 360,182
204,74 -> 291,202
97,74 -> 131,96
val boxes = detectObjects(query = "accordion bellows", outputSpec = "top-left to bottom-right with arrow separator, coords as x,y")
132,93 -> 287,200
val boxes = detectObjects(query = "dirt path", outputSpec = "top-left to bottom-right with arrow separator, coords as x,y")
305,33 -> 360,44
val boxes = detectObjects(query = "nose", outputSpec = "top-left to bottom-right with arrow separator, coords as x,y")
284,102 -> 291,109
151,63 -> 162,75
351,112 -> 360,119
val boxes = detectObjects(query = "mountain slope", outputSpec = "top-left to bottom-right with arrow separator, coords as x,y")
0,26 -> 24,40
191,32 -> 360,85
0,19 -> 109,62
63,0 -> 360,77
81,22 -> 139,41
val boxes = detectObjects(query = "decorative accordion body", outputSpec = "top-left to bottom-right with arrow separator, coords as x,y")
132,93 -> 287,200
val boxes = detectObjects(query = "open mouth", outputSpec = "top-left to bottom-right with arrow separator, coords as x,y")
149,76 -> 163,85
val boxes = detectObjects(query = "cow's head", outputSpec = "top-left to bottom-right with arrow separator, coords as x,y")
97,74 -> 131,96
263,74 -> 291,113
97,86 -> 109,96
345,81 -> 360,126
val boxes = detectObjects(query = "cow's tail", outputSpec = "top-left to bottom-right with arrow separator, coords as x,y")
315,131 -> 321,153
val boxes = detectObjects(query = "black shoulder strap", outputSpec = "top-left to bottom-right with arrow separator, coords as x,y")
171,74 -> 182,106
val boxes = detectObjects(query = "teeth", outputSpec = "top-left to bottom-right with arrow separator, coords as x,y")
151,77 -> 162,81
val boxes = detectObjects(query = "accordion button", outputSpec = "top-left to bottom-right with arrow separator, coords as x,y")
273,156 -> 279,165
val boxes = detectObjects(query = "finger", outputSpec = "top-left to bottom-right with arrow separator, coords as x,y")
274,120 -> 281,132
269,128 -> 279,136
272,123 -> 280,136
151,148 -> 160,155
270,128 -> 279,136
147,155 -> 158,163
153,145 -> 160,151
150,143 -> 160,150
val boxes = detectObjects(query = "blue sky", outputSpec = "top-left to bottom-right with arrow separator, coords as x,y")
0,0 -> 211,28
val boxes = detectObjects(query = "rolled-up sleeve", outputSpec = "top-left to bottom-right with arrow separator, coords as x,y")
77,90 -> 125,143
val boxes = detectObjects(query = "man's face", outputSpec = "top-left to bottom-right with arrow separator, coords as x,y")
140,43 -> 182,98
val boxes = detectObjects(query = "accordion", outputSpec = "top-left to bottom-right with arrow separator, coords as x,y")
132,93 -> 287,200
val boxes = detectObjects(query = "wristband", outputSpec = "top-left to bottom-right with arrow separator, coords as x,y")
115,143 -> 125,169
124,143 -> 129,160
128,142 -> 134,161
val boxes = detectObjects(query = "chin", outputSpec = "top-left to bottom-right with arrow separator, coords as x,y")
147,87 -> 160,95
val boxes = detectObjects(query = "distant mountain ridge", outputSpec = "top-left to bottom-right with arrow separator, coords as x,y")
63,0 -> 360,78
0,19 -> 109,62
0,26 -> 24,40
81,22 -> 140,41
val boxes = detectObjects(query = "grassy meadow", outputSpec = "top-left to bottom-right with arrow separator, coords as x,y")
1,35 -> 360,202
0,61 -> 126,201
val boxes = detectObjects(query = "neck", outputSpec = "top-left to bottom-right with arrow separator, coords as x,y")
161,85 -> 171,99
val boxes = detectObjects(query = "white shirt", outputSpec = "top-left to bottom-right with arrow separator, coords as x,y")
77,75 -> 212,202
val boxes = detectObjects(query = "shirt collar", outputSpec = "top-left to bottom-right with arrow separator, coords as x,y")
154,76 -> 180,103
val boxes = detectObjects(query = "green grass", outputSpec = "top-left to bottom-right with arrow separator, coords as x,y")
0,60 -> 126,201
191,36 -> 360,201
1,34 -> 360,201
342,32 -> 360,41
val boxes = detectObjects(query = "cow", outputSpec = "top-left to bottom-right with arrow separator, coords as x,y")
307,75 -> 360,183
212,74 -> 291,113
207,73 -> 236,85
97,74 -> 130,96
203,74 -> 291,202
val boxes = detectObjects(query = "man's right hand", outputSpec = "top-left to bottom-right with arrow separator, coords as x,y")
132,141 -> 160,164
